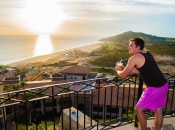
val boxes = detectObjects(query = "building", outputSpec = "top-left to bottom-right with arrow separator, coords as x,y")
2,76 -> 20,85
59,65 -> 91,82
50,73 -> 64,81
0,75 -> 20,125
0,82 -> 4,123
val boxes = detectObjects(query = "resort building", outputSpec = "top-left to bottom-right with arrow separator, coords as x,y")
59,65 -> 91,82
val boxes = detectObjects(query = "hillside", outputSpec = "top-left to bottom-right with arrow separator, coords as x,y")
7,31 -> 175,73
89,31 -> 175,73
100,31 -> 175,45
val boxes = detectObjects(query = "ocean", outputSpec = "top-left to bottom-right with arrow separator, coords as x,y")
0,35 -> 100,65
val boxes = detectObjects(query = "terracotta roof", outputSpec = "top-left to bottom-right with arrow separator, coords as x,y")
2,76 -> 20,85
59,65 -> 91,74
70,80 -> 95,94
92,83 -> 175,110
26,80 -> 68,95
5,70 -> 19,77
0,70 -> 19,81
3,76 -> 19,81
92,84 -> 139,107
51,73 -> 63,77
0,75 -> 5,81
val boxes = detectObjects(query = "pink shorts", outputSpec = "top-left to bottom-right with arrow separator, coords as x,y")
136,83 -> 169,111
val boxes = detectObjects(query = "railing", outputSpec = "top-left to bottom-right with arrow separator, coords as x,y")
0,73 -> 175,130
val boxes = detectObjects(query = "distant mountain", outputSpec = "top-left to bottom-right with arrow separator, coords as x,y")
100,31 -> 175,44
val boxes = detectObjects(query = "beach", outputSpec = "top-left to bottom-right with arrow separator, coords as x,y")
0,35 -> 100,65
7,43 -> 102,67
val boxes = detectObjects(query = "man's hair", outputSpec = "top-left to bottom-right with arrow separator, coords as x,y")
130,38 -> 145,50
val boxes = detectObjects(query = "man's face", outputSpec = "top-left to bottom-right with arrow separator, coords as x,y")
128,41 -> 138,54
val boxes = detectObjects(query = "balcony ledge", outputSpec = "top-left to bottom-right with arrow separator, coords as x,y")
110,116 -> 175,130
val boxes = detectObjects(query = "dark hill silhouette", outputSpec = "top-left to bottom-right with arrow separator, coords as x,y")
100,31 -> 175,44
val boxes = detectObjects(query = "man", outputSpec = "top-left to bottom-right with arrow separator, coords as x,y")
115,38 -> 168,130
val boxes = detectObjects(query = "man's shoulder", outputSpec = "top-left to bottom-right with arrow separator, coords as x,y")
128,55 -> 138,63
130,53 -> 145,64
134,53 -> 145,58
131,53 -> 142,59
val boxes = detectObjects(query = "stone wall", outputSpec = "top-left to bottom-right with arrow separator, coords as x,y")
60,107 -> 97,130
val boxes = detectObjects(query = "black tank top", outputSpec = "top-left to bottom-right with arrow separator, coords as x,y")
137,51 -> 166,87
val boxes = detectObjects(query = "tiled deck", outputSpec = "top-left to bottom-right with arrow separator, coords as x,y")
111,116 -> 175,130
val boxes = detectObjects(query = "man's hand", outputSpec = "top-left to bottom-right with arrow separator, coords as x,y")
115,65 -> 125,71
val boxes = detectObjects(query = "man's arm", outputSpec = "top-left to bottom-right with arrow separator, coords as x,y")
116,56 -> 138,78
130,68 -> 139,74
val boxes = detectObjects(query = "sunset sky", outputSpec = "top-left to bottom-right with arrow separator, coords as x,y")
0,0 -> 175,38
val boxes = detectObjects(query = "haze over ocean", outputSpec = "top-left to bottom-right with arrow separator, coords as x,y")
0,35 -> 99,65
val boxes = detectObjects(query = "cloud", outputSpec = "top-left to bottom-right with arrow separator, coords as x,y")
134,0 -> 175,4
61,0 -> 175,22
0,0 -> 175,35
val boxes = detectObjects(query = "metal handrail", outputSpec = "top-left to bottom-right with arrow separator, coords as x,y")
0,74 -> 174,130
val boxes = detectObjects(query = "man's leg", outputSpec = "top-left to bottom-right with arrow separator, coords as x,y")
154,108 -> 163,130
135,107 -> 147,130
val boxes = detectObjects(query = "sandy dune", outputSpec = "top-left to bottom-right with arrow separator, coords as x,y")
7,43 -> 102,67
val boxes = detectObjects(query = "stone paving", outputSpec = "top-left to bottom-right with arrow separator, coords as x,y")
110,116 -> 175,130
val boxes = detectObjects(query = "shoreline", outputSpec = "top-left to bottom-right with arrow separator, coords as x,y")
6,43 -> 102,67
0,35 -> 102,66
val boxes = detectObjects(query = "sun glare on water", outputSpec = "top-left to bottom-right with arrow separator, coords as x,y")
15,0 -> 70,57
34,34 -> 53,56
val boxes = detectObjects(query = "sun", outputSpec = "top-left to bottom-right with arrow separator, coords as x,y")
16,0 -> 68,34
34,34 -> 53,56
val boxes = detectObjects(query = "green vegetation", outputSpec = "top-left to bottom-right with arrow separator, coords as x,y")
25,92 -> 36,99
42,61 -> 77,67
0,65 -> 7,74
89,44 -> 130,68
88,31 -> 175,74
3,82 -> 26,92
91,67 -> 116,75
147,44 -> 175,56
15,121 -> 59,130
3,31 -> 175,76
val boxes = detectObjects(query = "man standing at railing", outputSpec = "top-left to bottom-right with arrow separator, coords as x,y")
115,38 -> 169,130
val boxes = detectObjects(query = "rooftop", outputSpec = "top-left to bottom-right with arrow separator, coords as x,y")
59,65 -> 91,74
